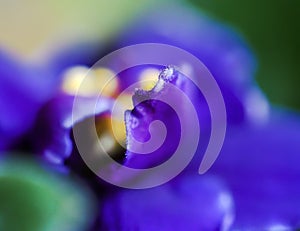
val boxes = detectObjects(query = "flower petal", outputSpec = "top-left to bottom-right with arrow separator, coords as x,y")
0,50 -> 57,150
123,66 -> 209,173
114,4 -> 268,124
211,109 -> 300,229
101,175 -> 234,231
31,94 -> 113,164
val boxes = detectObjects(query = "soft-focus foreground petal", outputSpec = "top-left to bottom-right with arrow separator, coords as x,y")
100,175 -> 234,231
114,3 -> 268,125
0,155 -> 97,231
0,50 -> 57,150
31,93 -> 113,164
210,110 -> 300,229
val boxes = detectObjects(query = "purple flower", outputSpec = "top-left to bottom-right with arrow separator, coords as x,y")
34,83 -> 230,229
38,2 -> 267,170
1,3 -> 299,231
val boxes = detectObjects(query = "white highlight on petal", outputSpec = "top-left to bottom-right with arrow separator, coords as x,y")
44,151 -> 64,165
63,97 -> 112,128
218,192 -> 232,211
245,87 -> 270,124
153,79 -> 165,93
179,62 -> 193,77
218,192 -> 235,231
268,224 -> 291,231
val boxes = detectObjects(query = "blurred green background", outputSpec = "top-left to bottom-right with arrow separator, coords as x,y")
190,0 -> 300,110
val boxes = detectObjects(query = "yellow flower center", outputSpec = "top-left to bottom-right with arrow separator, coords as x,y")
61,66 -> 159,159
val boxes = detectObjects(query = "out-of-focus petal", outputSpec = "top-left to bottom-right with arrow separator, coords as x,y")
113,4 -> 269,124
0,50 -> 57,150
101,175 -> 234,231
211,109 -> 300,229
31,94 -> 113,164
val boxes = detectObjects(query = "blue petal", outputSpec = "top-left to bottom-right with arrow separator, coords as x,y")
101,175 -> 234,231
211,109 -> 300,229
31,94 -> 113,164
0,50 -> 57,150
